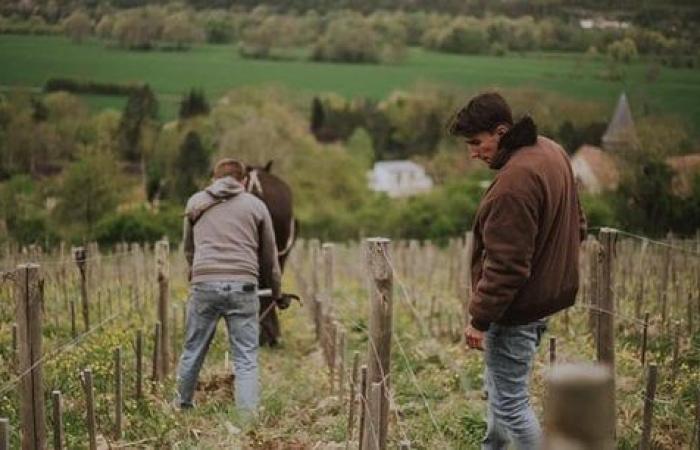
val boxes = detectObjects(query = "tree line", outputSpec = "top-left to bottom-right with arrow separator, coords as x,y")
1,7 -> 698,68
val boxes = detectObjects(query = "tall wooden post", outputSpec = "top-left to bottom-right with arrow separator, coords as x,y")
73,247 -> 89,332
51,391 -> 64,450
0,418 -> 9,450
639,364 -> 658,450
156,240 -> 170,378
544,364 -> 615,450
81,369 -> 97,450
598,228 -> 617,441
362,238 -> 393,450
15,264 -> 46,450
114,347 -> 123,440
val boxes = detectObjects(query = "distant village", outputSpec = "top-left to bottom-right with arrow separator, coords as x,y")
368,93 -> 700,199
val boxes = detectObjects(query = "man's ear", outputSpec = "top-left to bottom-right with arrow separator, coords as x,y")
495,124 -> 509,137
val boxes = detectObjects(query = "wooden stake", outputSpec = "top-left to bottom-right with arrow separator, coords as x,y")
639,364 -> 658,450
152,322 -> 161,386
73,247 -> 89,332
347,352 -> 360,450
81,369 -> 97,450
363,238 -> 393,450
135,330 -> 143,400
0,418 -> 9,450
15,264 -> 47,450
640,312 -> 649,366
544,364 -> 615,450
359,365 -> 368,450
114,347 -> 123,440
51,391 -> 64,450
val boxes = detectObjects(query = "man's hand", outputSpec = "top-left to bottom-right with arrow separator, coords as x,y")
464,325 -> 485,351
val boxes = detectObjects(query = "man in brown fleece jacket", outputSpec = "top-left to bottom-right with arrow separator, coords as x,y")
449,92 -> 585,449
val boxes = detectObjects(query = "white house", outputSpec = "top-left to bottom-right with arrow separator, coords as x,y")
367,161 -> 434,198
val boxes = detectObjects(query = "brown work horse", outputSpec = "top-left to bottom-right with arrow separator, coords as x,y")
245,161 -> 298,347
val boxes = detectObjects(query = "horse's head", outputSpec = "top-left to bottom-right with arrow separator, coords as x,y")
245,160 -> 273,175
244,160 -> 274,197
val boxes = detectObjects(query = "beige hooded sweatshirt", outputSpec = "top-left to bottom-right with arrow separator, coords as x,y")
183,176 -> 281,298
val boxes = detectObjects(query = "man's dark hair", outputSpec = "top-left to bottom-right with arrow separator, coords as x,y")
448,92 -> 513,137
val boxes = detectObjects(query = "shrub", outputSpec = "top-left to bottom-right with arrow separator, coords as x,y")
94,206 -> 181,246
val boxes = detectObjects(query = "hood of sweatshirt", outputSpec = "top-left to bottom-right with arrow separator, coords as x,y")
185,176 -> 246,224
205,176 -> 245,199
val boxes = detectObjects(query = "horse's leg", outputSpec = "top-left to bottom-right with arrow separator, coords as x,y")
259,296 -> 280,347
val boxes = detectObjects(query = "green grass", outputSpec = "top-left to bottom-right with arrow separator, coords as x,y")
1,34 -> 700,125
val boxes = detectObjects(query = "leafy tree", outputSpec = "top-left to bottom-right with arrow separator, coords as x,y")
54,149 -> 123,239
161,12 -> 205,50
117,85 -> 158,163
112,7 -> 165,49
62,10 -> 92,43
607,38 -> 639,63
310,96 -> 325,137
95,14 -> 114,39
179,88 -> 210,119
614,158 -> 676,235
173,131 -> 210,203
0,175 -> 55,245
312,14 -> 382,63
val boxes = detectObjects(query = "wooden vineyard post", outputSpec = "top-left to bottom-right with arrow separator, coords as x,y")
347,352 -> 360,450
114,347 -> 123,440
51,391 -> 64,450
0,418 -> 9,450
81,369 -> 97,450
135,330 -> 143,400
73,247 -> 89,332
640,312 -> 649,367
155,240 -> 170,379
544,364 -> 615,450
598,228 -> 617,441
362,238 -> 393,450
15,264 -> 46,450
359,365 -> 368,450
639,364 -> 658,450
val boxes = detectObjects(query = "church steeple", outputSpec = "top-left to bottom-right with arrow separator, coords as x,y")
602,92 -> 639,153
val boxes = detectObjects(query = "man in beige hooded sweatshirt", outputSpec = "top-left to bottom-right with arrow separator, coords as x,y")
175,159 -> 281,414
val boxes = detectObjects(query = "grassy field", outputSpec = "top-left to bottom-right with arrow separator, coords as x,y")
1,34 -> 700,125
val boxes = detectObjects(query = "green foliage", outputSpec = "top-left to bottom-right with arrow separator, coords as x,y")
423,18 -> 488,55
0,175 -> 57,245
94,203 -> 181,245
62,10 -> 92,43
173,130 -> 210,203
607,37 -> 639,64
44,77 -> 145,97
312,14 -> 382,64
178,88 -> 210,120
53,149 -> 124,239
161,11 -> 205,50
613,158 -> 675,236
117,85 -> 158,162
580,193 -> 618,230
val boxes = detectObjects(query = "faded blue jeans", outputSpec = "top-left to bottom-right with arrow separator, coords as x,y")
482,320 -> 547,450
176,281 -> 260,413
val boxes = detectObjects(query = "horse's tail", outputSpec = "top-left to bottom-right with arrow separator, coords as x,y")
278,217 -> 298,258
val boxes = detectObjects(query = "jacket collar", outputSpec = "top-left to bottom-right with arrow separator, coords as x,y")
489,116 -> 538,170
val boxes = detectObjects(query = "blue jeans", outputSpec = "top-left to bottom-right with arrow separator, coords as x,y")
176,281 -> 260,413
482,320 -> 547,450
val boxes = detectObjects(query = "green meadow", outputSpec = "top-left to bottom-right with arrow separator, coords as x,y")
1,34 -> 699,125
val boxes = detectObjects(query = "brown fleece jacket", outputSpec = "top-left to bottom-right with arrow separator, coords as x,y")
469,116 -> 586,331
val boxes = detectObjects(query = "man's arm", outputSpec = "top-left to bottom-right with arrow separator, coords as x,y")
469,193 -> 538,331
258,208 -> 282,299
183,216 -> 194,280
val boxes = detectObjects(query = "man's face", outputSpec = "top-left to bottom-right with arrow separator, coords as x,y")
464,125 -> 509,166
